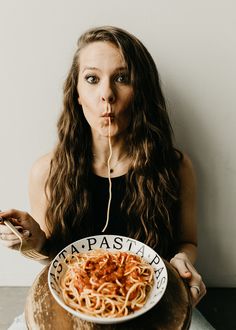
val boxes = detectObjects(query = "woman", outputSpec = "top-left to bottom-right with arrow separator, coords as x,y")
0,26 -> 213,329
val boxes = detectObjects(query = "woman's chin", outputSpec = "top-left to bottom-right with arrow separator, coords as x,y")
92,122 -> 127,139
96,125 -> 118,138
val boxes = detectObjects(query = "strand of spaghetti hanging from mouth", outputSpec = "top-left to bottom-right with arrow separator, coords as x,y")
101,103 -> 113,233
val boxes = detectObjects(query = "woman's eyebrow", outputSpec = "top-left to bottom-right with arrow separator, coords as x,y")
82,66 -> 128,73
82,66 -> 100,73
114,67 -> 128,71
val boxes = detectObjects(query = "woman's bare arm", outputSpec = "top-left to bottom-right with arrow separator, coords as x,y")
176,153 -> 198,264
28,152 -> 53,237
0,153 -> 53,254
170,153 -> 206,306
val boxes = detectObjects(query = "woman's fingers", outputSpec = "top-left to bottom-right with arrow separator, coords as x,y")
0,209 -> 26,225
170,255 -> 192,278
188,271 -> 206,306
0,219 -> 31,251
190,281 -> 206,306
0,209 -> 22,218
170,253 -> 206,306
0,224 -> 23,234
0,229 -> 30,240
1,209 -> 46,252
0,224 -> 21,248
0,232 -> 20,240
1,237 -> 21,248
0,210 -> 33,233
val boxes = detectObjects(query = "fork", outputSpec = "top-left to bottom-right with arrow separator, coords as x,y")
1,217 -> 48,260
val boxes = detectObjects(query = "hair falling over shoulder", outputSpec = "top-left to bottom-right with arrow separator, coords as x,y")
44,26 -> 182,258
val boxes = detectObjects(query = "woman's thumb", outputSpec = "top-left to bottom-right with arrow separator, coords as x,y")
170,256 -> 192,278
22,230 -> 31,238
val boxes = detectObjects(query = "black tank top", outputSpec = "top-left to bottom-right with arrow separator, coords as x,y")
89,173 -> 178,259
90,174 -> 128,236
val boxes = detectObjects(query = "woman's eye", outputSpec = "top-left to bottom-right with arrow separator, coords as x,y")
85,75 -> 98,84
116,73 -> 129,83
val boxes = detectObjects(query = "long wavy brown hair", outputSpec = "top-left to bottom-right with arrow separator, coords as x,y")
45,26 -> 182,258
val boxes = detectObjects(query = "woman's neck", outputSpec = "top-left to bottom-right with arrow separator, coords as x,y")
91,133 -> 130,177
92,133 -> 127,163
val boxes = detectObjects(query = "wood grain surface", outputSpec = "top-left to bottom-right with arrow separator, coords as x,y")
25,261 -> 192,330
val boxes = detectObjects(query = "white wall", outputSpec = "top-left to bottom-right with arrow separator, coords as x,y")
0,0 -> 235,286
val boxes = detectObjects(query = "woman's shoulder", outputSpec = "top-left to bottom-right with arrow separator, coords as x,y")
178,152 -> 194,171
29,152 -> 54,187
177,152 -> 196,188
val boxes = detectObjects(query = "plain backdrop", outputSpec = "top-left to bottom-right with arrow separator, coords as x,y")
0,0 -> 235,287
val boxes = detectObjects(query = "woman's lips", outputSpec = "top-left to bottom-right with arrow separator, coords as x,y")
101,113 -> 114,118
101,114 -> 115,125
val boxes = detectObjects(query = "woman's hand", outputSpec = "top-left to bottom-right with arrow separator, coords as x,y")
0,209 -> 47,253
170,252 -> 206,306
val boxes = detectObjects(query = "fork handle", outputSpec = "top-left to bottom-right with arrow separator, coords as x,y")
3,219 -> 24,241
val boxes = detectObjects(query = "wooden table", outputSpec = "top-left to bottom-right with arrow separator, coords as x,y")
25,261 -> 192,330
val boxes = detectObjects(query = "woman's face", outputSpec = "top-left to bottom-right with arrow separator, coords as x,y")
77,41 -> 134,138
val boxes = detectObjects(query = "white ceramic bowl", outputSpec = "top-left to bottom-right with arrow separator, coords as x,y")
48,235 -> 168,324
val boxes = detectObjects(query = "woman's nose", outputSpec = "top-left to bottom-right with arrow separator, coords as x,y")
101,81 -> 116,104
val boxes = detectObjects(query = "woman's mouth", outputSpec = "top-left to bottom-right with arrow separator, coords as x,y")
101,113 -> 115,124
101,113 -> 115,118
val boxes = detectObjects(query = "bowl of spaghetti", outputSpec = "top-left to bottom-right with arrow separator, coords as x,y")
48,235 -> 168,324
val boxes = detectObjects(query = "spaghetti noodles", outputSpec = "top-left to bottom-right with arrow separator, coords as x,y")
102,102 -> 113,232
59,249 -> 154,318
